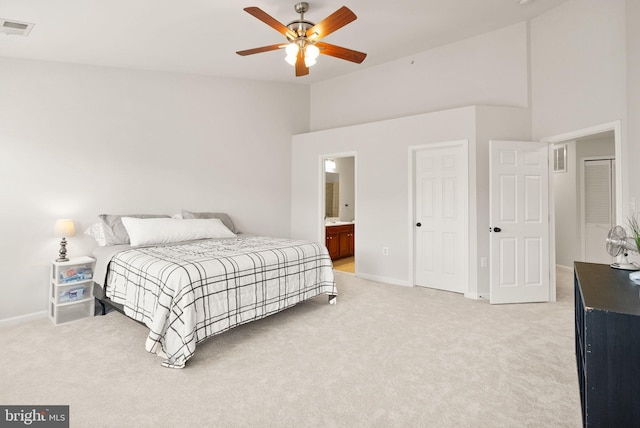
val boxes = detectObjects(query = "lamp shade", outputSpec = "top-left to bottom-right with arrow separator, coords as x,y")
54,219 -> 76,237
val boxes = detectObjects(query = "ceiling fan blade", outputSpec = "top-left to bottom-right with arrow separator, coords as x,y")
243,7 -> 296,39
295,49 -> 309,77
236,44 -> 284,56
305,6 -> 357,41
316,42 -> 367,64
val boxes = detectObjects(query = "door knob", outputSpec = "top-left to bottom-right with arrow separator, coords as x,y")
416,222 -> 422,227
493,227 -> 502,233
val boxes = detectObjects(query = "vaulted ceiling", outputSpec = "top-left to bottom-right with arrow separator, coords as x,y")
0,0 -> 569,84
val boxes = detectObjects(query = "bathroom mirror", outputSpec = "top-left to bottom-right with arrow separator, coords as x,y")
325,172 -> 339,217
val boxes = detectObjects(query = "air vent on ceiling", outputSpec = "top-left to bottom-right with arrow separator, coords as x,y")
0,19 -> 35,36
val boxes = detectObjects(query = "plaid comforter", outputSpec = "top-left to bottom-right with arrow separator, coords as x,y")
105,236 -> 336,368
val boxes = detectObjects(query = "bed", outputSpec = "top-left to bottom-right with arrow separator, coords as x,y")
90,213 -> 336,368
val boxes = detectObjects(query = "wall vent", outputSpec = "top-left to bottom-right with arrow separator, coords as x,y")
0,19 -> 35,36
553,143 -> 567,173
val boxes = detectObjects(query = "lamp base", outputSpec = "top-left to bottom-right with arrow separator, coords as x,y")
56,237 -> 69,262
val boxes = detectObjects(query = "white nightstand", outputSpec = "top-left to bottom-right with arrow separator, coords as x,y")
49,256 -> 96,325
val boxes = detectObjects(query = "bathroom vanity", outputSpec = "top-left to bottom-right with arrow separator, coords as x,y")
325,223 -> 354,261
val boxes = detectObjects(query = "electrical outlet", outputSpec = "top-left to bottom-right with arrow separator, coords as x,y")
382,247 -> 389,256
480,257 -> 487,268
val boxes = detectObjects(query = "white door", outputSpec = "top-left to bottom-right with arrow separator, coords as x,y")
582,158 -> 615,264
490,141 -> 550,304
415,143 -> 468,293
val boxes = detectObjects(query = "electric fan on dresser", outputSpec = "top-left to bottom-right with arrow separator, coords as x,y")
605,225 -> 640,270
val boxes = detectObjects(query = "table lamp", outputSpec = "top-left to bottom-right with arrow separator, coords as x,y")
54,219 -> 75,262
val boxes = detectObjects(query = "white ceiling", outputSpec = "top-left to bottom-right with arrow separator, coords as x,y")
0,0 -> 569,84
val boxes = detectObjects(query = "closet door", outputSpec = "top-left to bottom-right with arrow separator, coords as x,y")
414,142 -> 468,294
582,159 -> 615,264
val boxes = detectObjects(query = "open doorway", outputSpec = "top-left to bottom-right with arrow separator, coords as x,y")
552,131 -> 616,267
322,155 -> 356,274
544,121 -> 623,300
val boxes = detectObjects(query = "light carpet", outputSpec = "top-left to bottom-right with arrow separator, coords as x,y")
0,268 -> 581,427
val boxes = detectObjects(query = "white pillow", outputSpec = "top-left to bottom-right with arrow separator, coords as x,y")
121,217 -> 236,246
84,222 -> 108,246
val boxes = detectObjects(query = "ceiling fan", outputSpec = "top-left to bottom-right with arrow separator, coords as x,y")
236,2 -> 367,77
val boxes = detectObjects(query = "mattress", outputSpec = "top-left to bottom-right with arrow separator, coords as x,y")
94,236 -> 336,368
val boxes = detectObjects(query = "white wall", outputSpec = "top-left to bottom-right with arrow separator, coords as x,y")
302,20 -> 534,297
627,0 -> 640,214
530,0 -> 632,266
302,0 -> 632,296
310,22 -> 529,131
4,0 -> 636,319
530,0 -> 626,141
0,57 -> 309,321
292,107 -> 476,287
292,106 -> 530,297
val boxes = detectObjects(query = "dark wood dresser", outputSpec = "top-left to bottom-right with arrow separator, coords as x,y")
574,262 -> 640,427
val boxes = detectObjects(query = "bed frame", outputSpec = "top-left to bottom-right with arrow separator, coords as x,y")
94,283 -> 336,316
93,283 -> 125,315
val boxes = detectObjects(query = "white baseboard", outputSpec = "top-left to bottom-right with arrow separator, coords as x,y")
464,292 -> 488,300
354,272 -> 411,287
0,311 -> 47,328
556,264 -> 573,272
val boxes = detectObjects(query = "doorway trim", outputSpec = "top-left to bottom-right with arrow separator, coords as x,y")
408,140 -> 470,296
541,120 -> 623,302
319,151 -> 358,270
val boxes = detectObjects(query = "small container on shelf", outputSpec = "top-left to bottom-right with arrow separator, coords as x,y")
53,282 -> 93,304
49,256 -> 96,325
58,265 -> 93,283
50,299 -> 94,325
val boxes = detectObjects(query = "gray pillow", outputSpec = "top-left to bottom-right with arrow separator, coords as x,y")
181,210 -> 237,233
99,214 -> 170,245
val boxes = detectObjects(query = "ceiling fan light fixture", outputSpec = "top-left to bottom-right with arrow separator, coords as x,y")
285,54 -> 298,66
285,43 -> 299,57
304,56 -> 317,67
285,42 -> 299,66
305,44 -> 320,60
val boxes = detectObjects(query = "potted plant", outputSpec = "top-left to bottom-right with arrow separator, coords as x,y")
629,215 -> 640,251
